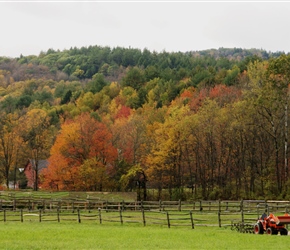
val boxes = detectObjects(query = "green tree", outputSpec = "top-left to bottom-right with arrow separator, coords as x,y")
121,67 -> 145,90
86,73 -> 108,94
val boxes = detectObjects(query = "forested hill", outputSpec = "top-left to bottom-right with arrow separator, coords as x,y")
1,44 -> 290,201
0,46 -> 285,83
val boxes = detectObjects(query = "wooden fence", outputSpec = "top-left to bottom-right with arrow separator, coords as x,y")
0,208 -> 194,229
1,199 -> 290,229
1,198 -> 290,213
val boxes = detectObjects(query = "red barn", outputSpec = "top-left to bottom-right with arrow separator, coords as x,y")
23,159 -> 48,189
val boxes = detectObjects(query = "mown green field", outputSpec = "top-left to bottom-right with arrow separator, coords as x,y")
0,191 -> 137,201
0,222 -> 289,250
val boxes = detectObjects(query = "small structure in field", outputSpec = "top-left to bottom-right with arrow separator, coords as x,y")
23,159 -> 48,189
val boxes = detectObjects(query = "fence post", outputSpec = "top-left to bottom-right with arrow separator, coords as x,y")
98,208 -> 102,224
218,211 -> 221,227
119,209 -> 123,225
142,209 -> 146,226
159,200 -> 162,211
77,209 -> 81,223
21,209 -> 23,222
190,211 -> 194,229
166,212 -> 170,228
122,200 -> 125,211
39,209 -> 42,222
4,209 -> 6,222
57,208 -> 60,222
218,199 -> 221,213
199,200 -> 203,211
241,206 -> 244,224
178,199 -> 181,211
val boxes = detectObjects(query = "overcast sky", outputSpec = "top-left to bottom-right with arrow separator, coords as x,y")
1,1 -> 290,58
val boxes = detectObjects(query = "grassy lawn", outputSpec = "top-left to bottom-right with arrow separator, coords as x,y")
0,191 -> 137,201
0,222 -> 290,250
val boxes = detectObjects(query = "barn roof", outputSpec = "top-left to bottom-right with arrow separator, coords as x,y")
28,159 -> 48,170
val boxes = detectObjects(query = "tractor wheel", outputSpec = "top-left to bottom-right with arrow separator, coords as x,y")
266,228 -> 273,235
280,228 -> 288,236
254,222 -> 263,234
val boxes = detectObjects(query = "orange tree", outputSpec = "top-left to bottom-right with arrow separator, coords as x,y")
42,112 -> 118,191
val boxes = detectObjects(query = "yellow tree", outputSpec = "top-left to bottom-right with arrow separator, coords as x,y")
0,112 -> 23,189
19,109 -> 54,191
145,103 -> 191,200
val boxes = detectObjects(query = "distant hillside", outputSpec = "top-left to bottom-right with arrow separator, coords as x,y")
0,45 -> 285,83
190,47 -> 285,61
1,43 -> 290,199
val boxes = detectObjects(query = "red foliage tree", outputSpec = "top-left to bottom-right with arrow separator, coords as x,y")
42,113 -> 118,191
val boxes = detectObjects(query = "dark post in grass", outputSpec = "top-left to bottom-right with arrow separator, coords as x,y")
119,209 -> 123,225
166,212 -> 170,228
39,209 -> 42,222
122,200 -> 125,211
190,211 -> 194,229
142,209 -> 146,226
240,199 -> 243,213
241,205 -> 244,224
98,208 -> 102,224
199,200 -> 202,211
77,209 -> 81,223
218,199 -> 222,227
20,209 -> 23,222
3,209 -> 6,222
57,208 -> 60,222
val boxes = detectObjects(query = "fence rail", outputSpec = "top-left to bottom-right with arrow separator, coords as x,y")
0,208 -> 194,228
0,199 -> 290,229
1,199 -> 290,213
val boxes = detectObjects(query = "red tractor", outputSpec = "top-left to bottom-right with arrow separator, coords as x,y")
254,213 -> 290,235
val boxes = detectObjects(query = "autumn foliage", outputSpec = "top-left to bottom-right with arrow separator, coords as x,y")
42,113 -> 117,190
2,48 -> 290,201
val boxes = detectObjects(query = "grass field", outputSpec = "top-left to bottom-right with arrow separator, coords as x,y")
0,222 -> 290,250
0,191 -> 137,201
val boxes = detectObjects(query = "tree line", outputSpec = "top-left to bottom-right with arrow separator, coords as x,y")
0,46 -> 290,201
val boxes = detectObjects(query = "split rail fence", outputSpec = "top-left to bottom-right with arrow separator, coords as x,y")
0,209 -> 194,229
0,197 -> 290,229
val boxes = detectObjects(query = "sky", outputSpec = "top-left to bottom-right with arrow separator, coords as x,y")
1,1 -> 290,58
